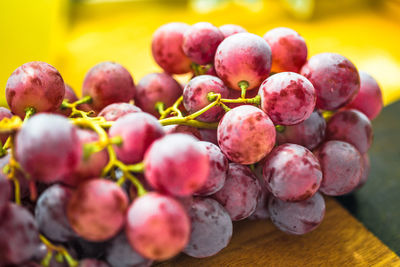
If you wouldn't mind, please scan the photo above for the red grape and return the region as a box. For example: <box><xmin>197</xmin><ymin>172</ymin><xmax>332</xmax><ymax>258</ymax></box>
<box><xmin>249</xmin><ymin>186</ymin><xmax>270</xmax><ymax>220</ymax></box>
<box><xmin>300</xmin><ymin>53</ymin><xmax>360</xmax><ymax>110</ymax></box>
<box><xmin>6</xmin><ymin>61</ymin><xmax>65</xmax><ymax>118</ymax></box>
<box><xmin>144</xmin><ymin>134</ymin><xmax>209</xmax><ymax>196</ymax></box>
<box><xmin>217</xmin><ymin>105</ymin><xmax>276</xmax><ymax>164</ymax></box>
<box><xmin>259</xmin><ymin>72</ymin><xmax>316</xmax><ymax>125</ymax></box>
<box><xmin>357</xmin><ymin>153</ymin><xmax>370</xmax><ymax>188</ymax></box>
<box><xmin>198</xmin><ymin>128</ymin><xmax>218</xmax><ymax>145</ymax></box>
<box><xmin>98</xmin><ymin>102</ymin><xmax>142</xmax><ymax>121</ymax></box>
<box><xmin>0</xmin><ymin>166</ymin><xmax>11</xmax><ymax>213</ymax></box>
<box><xmin>125</xmin><ymin>192</ymin><xmax>190</xmax><ymax>260</ymax></box>
<box><xmin>163</xmin><ymin>124</ymin><xmax>202</xmax><ymax>140</ymax></box>
<box><xmin>219</xmin><ymin>24</ymin><xmax>247</xmax><ymax>38</ymax></box>
<box><xmin>58</xmin><ymin>84</ymin><xmax>79</xmax><ymax>116</ymax></box>
<box><xmin>0</xmin><ymin>107</ymin><xmax>13</xmax><ymax>144</ymax></box>
<box><xmin>214</xmin><ymin>33</ymin><xmax>272</xmax><ymax>90</ymax></box>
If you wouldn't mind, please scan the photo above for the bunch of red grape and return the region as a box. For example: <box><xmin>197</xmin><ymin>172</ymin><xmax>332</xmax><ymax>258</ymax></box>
<box><xmin>0</xmin><ymin>21</ymin><xmax>383</xmax><ymax>267</ymax></box>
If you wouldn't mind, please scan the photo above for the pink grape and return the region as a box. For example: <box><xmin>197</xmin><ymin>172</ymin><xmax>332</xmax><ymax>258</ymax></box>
<box><xmin>263</xmin><ymin>144</ymin><xmax>322</xmax><ymax>202</ymax></box>
<box><xmin>276</xmin><ymin>110</ymin><xmax>326</xmax><ymax>150</ymax></box>
<box><xmin>213</xmin><ymin>163</ymin><xmax>261</xmax><ymax>221</ymax></box>
<box><xmin>135</xmin><ymin>73</ymin><xmax>182</xmax><ymax>117</ymax></box>
<box><xmin>58</xmin><ymin>84</ymin><xmax>78</xmax><ymax>116</ymax></box>
<box><xmin>0</xmin><ymin>107</ymin><xmax>13</xmax><ymax>144</ymax></box>
<box><xmin>357</xmin><ymin>153</ymin><xmax>370</xmax><ymax>188</ymax></box>
<box><xmin>183</xmin><ymin>75</ymin><xmax>229</xmax><ymax>122</ymax></box>
<box><xmin>182</xmin><ymin>22</ymin><xmax>224</xmax><ymax>65</ymax></box>
<box><xmin>98</xmin><ymin>102</ymin><xmax>142</xmax><ymax>121</ymax></box>
<box><xmin>344</xmin><ymin>71</ymin><xmax>383</xmax><ymax>120</ymax></box>
<box><xmin>217</xmin><ymin>105</ymin><xmax>276</xmax><ymax>164</ymax></box>
<box><xmin>82</xmin><ymin>62</ymin><xmax>136</xmax><ymax>112</ymax></box>
<box><xmin>144</xmin><ymin>134</ymin><xmax>209</xmax><ymax>196</ymax></box>
<box><xmin>268</xmin><ymin>192</ymin><xmax>325</xmax><ymax>235</ymax></box>
<box><xmin>15</xmin><ymin>114</ymin><xmax>82</xmax><ymax>183</ymax></box>
<box><xmin>219</xmin><ymin>24</ymin><xmax>247</xmax><ymax>38</ymax></box>
<box><xmin>249</xmin><ymin>186</ymin><xmax>270</xmax><ymax>220</ymax></box>
<box><xmin>315</xmin><ymin>141</ymin><xmax>363</xmax><ymax>196</ymax></box>
<box><xmin>67</xmin><ymin>179</ymin><xmax>128</xmax><ymax>241</ymax></box>
<box><xmin>163</xmin><ymin>124</ymin><xmax>202</xmax><ymax>140</ymax></box>
<box><xmin>300</xmin><ymin>53</ymin><xmax>360</xmax><ymax>110</ymax></box>
<box><xmin>6</xmin><ymin>61</ymin><xmax>65</xmax><ymax>118</ymax></box>
<box><xmin>259</xmin><ymin>72</ymin><xmax>316</xmax><ymax>125</ymax></box>
<box><xmin>225</xmin><ymin>87</ymin><xmax>259</xmax><ymax>109</ymax></box>
<box><xmin>326</xmin><ymin>109</ymin><xmax>373</xmax><ymax>154</ymax></box>
<box><xmin>263</xmin><ymin>27</ymin><xmax>308</xmax><ymax>73</ymax></box>
<box><xmin>183</xmin><ymin>197</ymin><xmax>233</xmax><ymax>258</ymax></box>
<box><xmin>152</xmin><ymin>22</ymin><xmax>192</xmax><ymax>74</ymax></box>
<box><xmin>195</xmin><ymin>141</ymin><xmax>228</xmax><ymax>196</ymax></box>
<box><xmin>215</xmin><ymin>33</ymin><xmax>272</xmax><ymax>90</ymax></box>
<box><xmin>109</xmin><ymin>112</ymin><xmax>164</xmax><ymax>164</ymax></box>
<box><xmin>198</xmin><ymin>128</ymin><xmax>218</xmax><ymax>145</ymax></box>
<box><xmin>125</xmin><ymin>192</ymin><xmax>190</xmax><ymax>260</ymax></box>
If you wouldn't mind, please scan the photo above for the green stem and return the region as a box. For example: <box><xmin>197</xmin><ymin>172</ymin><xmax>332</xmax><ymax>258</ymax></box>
<box><xmin>159</xmin><ymin>117</ymin><xmax>218</xmax><ymax>129</ymax></box>
<box><xmin>39</xmin><ymin>235</ymin><xmax>78</xmax><ymax>267</ymax></box>
<box><xmin>155</xmin><ymin>102</ymin><xmax>165</xmax><ymax>115</ymax></box>
<box><xmin>126</xmin><ymin>162</ymin><xmax>144</xmax><ymax>173</ymax></box>
<box><xmin>238</xmin><ymin>80</ymin><xmax>249</xmax><ymax>99</ymax></box>
<box><xmin>24</xmin><ymin>107</ymin><xmax>36</xmax><ymax>121</ymax></box>
<box><xmin>275</xmin><ymin>125</ymin><xmax>285</xmax><ymax>133</ymax></box>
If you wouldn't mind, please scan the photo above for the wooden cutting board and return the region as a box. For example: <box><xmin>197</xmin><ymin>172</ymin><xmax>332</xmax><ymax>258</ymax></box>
<box><xmin>159</xmin><ymin>197</ymin><xmax>400</xmax><ymax>266</ymax></box>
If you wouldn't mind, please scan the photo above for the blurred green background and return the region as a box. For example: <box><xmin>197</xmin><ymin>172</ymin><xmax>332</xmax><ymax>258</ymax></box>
<box><xmin>1</xmin><ymin>0</ymin><xmax>400</xmax><ymax>107</ymax></box>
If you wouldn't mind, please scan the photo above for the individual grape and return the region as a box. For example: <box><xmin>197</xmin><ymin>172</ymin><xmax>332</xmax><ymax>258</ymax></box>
<box><xmin>357</xmin><ymin>153</ymin><xmax>370</xmax><ymax>188</ymax></box>
<box><xmin>217</xmin><ymin>105</ymin><xmax>276</xmax><ymax>164</ymax></box>
<box><xmin>183</xmin><ymin>197</ymin><xmax>233</xmax><ymax>258</ymax></box>
<box><xmin>182</xmin><ymin>22</ymin><xmax>224</xmax><ymax>65</ymax></box>
<box><xmin>5</xmin><ymin>61</ymin><xmax>65</xmax><ymax>118</ymax></box>
<box><xmin>276</xmin><ymin>110</ymin><xmax>326</xmax><ymax>150</ymax></box>
<box><xmin>259</xmin><ymin>72</ymin><xmax>316</xmax><ymax>125</ymax></box>
<box><xmin>326</xmin><ymin>109</ymin><xmax>373</xmax><ymax>154</ymax></box>
<box><xmin>0</xmin><ymin>107</ymin><xmax>13</xmax><ymax>144</ymax></box>
<box><xmin>219</xmin><ymin>24</ymin><xmax>247</xmax><ymax>38</ymax></box>
<box><xmin>15</xmin><ymin>114</ymin><xmax>82</xmax><ymax>183</ymax></box>
<box><xmin>195</xmin><ymin>141</ymin><xmax>228</xmax><ymax>196</ymax></box>
<box><xmin>98</xmin><ymin>102</ymin><xmax>142</xmax><ymax>121</ymax></box>
<box><xmin>134</xmin><ymin>73</ymin><xmax>182</xmax><ymax>117</ymax></box>
<box><xmin>126</xmin><ymin>192</ymin><xmax>190</xmax><ymax>260</ymax></box>
<box><xmin>58</xmin><ymin>84</ymin><xmax>79</xmax><ymax>116</ymax></box>
<box><xmin>0</xmin><ymin>203</ymin><xmax>41</xmax><ymax>265</ymax></box>
<box><xmin>315</xmin><ymin>141</ymin><xmax>363</xmax><ymax>196</ymax></box>
<box><xmin>183</xmin><ymin>75</ymin><xmax>229</xmax><ymax>122</ymax></box>
<box><xmin>225</xmin><ymin>87</ymin><xmax>259</xmax><ymax>109</ymax></box>
<box><xmin>263</xmin><ymin>144</ymin><xmax>322</xmax><ymax>202</ymax></box>
<box><xmin>144</xmin><ymin>134</ymin><xmax>209</xmax><ymax>196</ymax></box>
<box><xmin>163</xmin><ymin>124</ymin><xmax>202</xmax><ymax>140</ymax></box>
<box><xmin>198</xmin><ymin>128</ymin><xmax>218</xmax><ymax>145</ymax></box>
<box><xmin>300</xmin><ymin>53</ymin><xmax>360</xmax><ymax>110</ymax></box>
<box><xmin>35</xmin><ymin>184</ymin><xmax>77</xmax><ymax>243</ymax></box>
<box><xmin>268</xmin><ymin>192</ymin><xmax>325</xmax><ymax>235</ymax></box>
<box><xmin>263</xmin><ymin>27</ymin><xmax>307</xmax><ymax>73</ymax></box>
<box><xmin>0</xmin><ymin>167</ymin><xmax>11</xmax><ymax>213</ymax></box>
<box><xmin>214</xmin><ymin>33</ymin><xmax>271</xmax><ymax>90</ymax></box>
<box><xmin>67</xmin><ymin>179</ymin><xmax>128</xmax><ymax>241</ymax></box>
<box><xmin>151</xmin><ymin>22</ymin><xmax>192</xmax><ymax>74</ymax></box>
<box><xmin>82</xmin><ymin>62</ymin><xmax>136</xmax><ymax>112</ymax></box>
<box><xmin>105</xmin><ymin>232</ymin><xmax>153</xmax><ymax>267</ymax></box>
<box><xmin>213</xmin><ymin>163</ymin><xmax>261</xmax><ymax>221</ymax></box>
<box><xmin>109</xmin><ymin>112</ymin><xmax>164</xmax><ymax>164</ymax></box>
<box><xmin>79</xmin><ymin>259</ymin><xmax>110</xmax><ymax>267</ymax></box>
<box><xmin>344</xmin><ymin>71</ymin><xmax>383</xmax><ymax>120</ymax></box>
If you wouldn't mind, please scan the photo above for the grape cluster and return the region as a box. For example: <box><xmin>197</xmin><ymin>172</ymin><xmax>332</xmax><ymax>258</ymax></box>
<box><xmin>0</xmin><ymin>22</ymin><xmax>383</xmax><ymax>266</ymax></box>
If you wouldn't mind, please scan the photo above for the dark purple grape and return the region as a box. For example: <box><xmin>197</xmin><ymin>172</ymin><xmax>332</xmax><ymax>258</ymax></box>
<box><xmin>152</xmin><ymin>23</ymin><xmax>192</xmax><ymax>74</ymax></box>
<box><xmin>259</xmin><ymin>72</ymin><xmax>316</xmax><ymax>125</ymax></box>
<box><xmin>268</xmin><ymin>192</ymin><xmax>325</xmax><ymax>235</ymax></box>
<box><xmin>219</xmin><ymin>24</ymin><xmax>247</xmax><ymax>38</ymax></box>
<box><xmin>82</xmin><ymin>62</ymin><xmax>136</xmax><ymax>113</ymax></box>
<box><xmin>213</xmin><ymin>163</ymin><xmax>261</xmax><ymax>221</ymax></box>
<box><xmin>35</xmin><ymin>184</ymin><xmax>77</xmax><ymax>242</ymax></box>
<box><xmin>134</xmin><ymin>73</ymin><xmax>182</xmax><ymax>117</ymax></box>
<box><xmin>5</xmin><ymin>61</ymin><xmax>65</xmax><ymax>118</ymax></box>
<box><xmin>183</xmin><ymin>197</ymin><xmax>232</xmax><ymax>258</ymax></box>
<box><xmin>98</xmin><ymin>103</ymin><xmax>142</xmax><ymax>121</ymax></box>
<box><xmin>58</xmin><ymin>84</ymin><xmax>79</xmax><ymax>116</ymax></box>
<box><xmin>183</xmin><ymin>75</ymin><xmax>229</xmax><ymax>122</ymax></box>
<box><xmin>105</xmin><ymin>233</ymin><xmax>152</xmax><ymax>267</ymax></box>
<box><xmin>276</xmin><ymin>110</ymin><xmax>326</xmax><ymax>150</ymax></box>
<box><xmin>0</xmin><ymin>107</ymin><xmax>13</xmax><ymax>144</ymax></box>
<box><xmin>326</xmin><ymin>109</ymin><xmax>373</xmax><ymax>154</ymax></box>
<box><xmin>183</xmin><ymin>22</ymin><xmax>224</xmax><ymax>65</ymax></box>
<box><xmin>15</xmin><ymin>114</ymin><xmax>82</xmax><ymax>183</ymax></box>
<box><xmin>163</xmin><ymin>124</ymin><xmax>202</xmax><ymax>140</ymax></box>
<box><xmin>109</xmin><ymin>112</ymin><xmax>164</xmax><ymax>164</ymax></box>
<box><xmin>344</xmin><ymin>71</ymin><xmax>383</xmax><ymax>120</ymax></box>
<box><xmin>263</xmin><ymin>144</ymin><xmax>322</xmax><ymax>202</ymax></box>
<box><xmin>217</xmin><ymin>105</ymin><xmax>276</xmax><ymax>164</ymax></box>
<box><xmin>0</xmin><ymin>203</ymin><xmax>41</xmax><ymax>265</ymax></box>
<box><xmin>315</xmin><ymin>140</ymin><xmax>363</xmax><ymax>196</ymax></box>
<box><xmin>195</xmin><ymin>141</ymin><xmax>228</xmax><ymax>196</ymax></box>
<box><xmin>215</xmin><ymin>33</ymin><xmax>271</xmax><ymax>91</ymax></box>
<box><xmin>198</xmin><ymin>128</ymin><xmax>218</xmax><ymax>145</ymax></box>
<box><xmin>263</xmin><ymin>27</ymin><xmax>307</xmax><ymax>73</ymax></box>
<box><xmin>300</xmin><ymin>53</ymin><xmax>360</xmax><ymax>110</ymax></box>
<box><xmin>0</xmin><ymin>153</ymin><xmax>30</xmax><ymax>200</ymax></box>
<box><xmin>0</xmin><ymin>166</ymin><xmax>10</xmax><ymax>214</ymax></box>
<box><xmin>79</xmin><ymin>259</ymin><xmax>110</xmax><ymax>267</ymax></box>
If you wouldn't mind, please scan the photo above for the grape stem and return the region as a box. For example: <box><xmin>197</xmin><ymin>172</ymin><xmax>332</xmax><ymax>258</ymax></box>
<box><xmin>3</xmin><ymin>135</ymin><xmax>24</xmax><ymax>205</ymax></box>
<box><xmin>39</xmin><ymin>234</ymin><xmax>79</xmax><ymax>267</ymax></box>
<box><xmin>62</xmin><ymin>96</ymin><xmax>93</xmax><ymax>118</ymax></box>
<box><xmin>238</xmin><ymin>80</ymin><xmax>249</xmax><ymax>99</ymax></box>
<box><xmin>159</xmin><ymin>96</ymin><xmax>184</xmax><ymax>119</ymax></box>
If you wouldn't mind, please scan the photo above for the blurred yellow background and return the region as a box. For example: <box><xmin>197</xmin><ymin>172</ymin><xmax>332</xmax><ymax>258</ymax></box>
<box><xmin>1</xmin><ymin>0</ymin><xmax>400</xmax><ymax>107</ymax></box>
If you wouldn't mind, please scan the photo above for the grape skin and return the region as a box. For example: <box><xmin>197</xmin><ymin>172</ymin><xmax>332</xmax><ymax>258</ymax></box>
<box><xmin>0</xmin><ymin>107</ymin><xmax>13</xmax><ymax>144</ymax></box>
<box><xmin>268</xmin><ymin>192</ymin><xmax>325</xmax><ymax>235</ymax></box>
<box><xmin>183</xmin><ymin>197</ymin><xmax>233</xmax><ymax>258</ymax></box>
<box><xmin>163</xmin><ymin>124</ymin><xmax>202</xmax><ymax>140</ymax></box>
<box><xmin>78</xmin><ymin>259</ymin><xmax>110</xmax><ymax>267</ymax></box>
<box><xmin>219</xmin><ymin>24</ymin><xmax>247</xmax><ymax>38</ymax></box>
<box><xmin>198</xmin><ymin>128</ymin><xmax>218</xmax><ymax>145</ymax></box>
<box><xmin>357</xmin><ymin>153</ymin><xmax>370</xmax><ymax>189</ymax></box>
<box><xmin>0</xmin><ymin>166</ymin><xmax>11</xmax><ymax>214</ymax></box>
<box><xmin>98</xmin><ymin>103</ymin><xmax>142</xmax><ymax>121</ymax></box>
<box><xmin>125</xmin><ymin>192</ymin><xmax>190</xmax><ymax>260</ymax></box>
